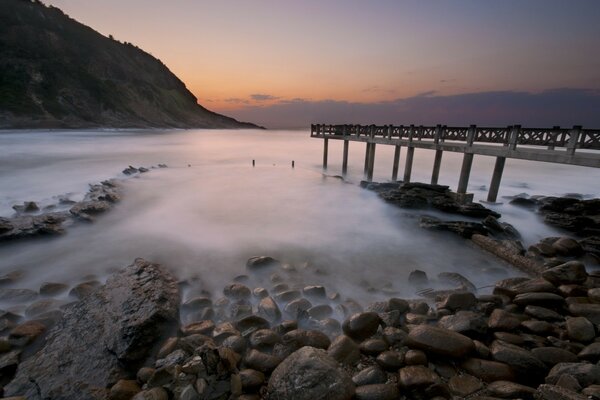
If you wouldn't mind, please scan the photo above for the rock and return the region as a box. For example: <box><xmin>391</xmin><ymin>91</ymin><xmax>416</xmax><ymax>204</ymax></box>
<box><xmin>267</xmin><ymin>346</ymin><xmax>355</xmax><ymax>400</ymax></box>
<box><xmin>224</xmin><ymin>283</ymin><xmax>251</xmax><ymax>300</ymax></box>
<box><xmin>488</xmin><ymin>381</ymin><xmax>536</xmax><ymax>399</ymax></box>
<box><xmin>303</xmin><ymin>286</ymin><xmax>326</xmax><ymax>299</ymax></box>
<box><xmin>582</xmin><ymin>385</ymin><xmax>600</xmax><ymax>399</ymax></box>
<box><xmin>9</xmin><ymin>320</ymin><xmax>46</xmax><ymax>346</ymax></box>
<box><xmin>282</xmin><ymin>329</ymin><xmax>330</xmax><ymax>350</ymax></box>
<box><xmin>4</xmin><ymin>259</ymin><xmax>179</xmax><ymax>400</ymax></box>
<box><xmin>524</xmin><ymin>305</ymin><xmax>564</xmax><ymax>321</ymax></box>
<box><xmin>387</xmin><ymin>298</ymin><xmax>410</xmax><ymax>313</ymax></box>
<box><xmin>398</xmin><ymin>365</ymin><xmax>440</xmax><ymax>389</ymax></box>
<box><xmin>246</xmin><ymin>256</ymin><xmax>281</xmax><ymax>270</ymax></box>
<box><xmin>284</xmin><ymin>298</ymin><xmax>312</xmax><ymax>318</ymax></box>
<box><xmin>359</xmin><ymin>338</ymin><xmax>388</xmax><ymax>355</ymax></box>
<box><xmin>307</xmin><ymin>304</ymin><xmax>333</xmax><ymax>320</ymax></box>
<box><xmin>0</xmin><ymin>350</ymin><xmax>20</xmax><ymax>386</ymax></box>
<box><xmin>39</xmin><ymin>282</ymin><xmax>69</xmax><ymax>296</ymax></box>
<box><xmin>328</xmin><ymin>335</ymin><xmax>360</xmax><ymax>365</ymax></box>
<box><xmin>0</xmin><ymin>288</ymin><xmax>38</xmax><ymax>303</ymax></box>
<box><xmin>438</xmin><ymin>292</ymin><xmax>477</xmax><ymax>310</ymax></box>
<box><xmin>566</xmin><ymin>317</ymin><xmax>595</xmax><ymax>343</ymax></box>
<box><xmin>439</xmin><ymin>310</ymin><xmax>488</xmax><ymax>336</ymax></box>
<box><xmin>376</xmin><ymin>350</ymin><xmax>404</xmax><ymax>370</ymax></box>
<box><xmin>249</xmin><ymin>329</ymin><xmax>280</xmax><ymax>349</ymax></box>
<box><xmin>552</xmin><ymin>237</ymin><xmax>584</xmax><ymax>256</ymax></box>
<box><xmin>24</xmin><ymin>299</ymin><xmax>60</xmax><ymax>318</ymax></box>
<box><xmin>513</xmin><ymin>292</ymin><xmax>564</xmax><ymax>307</ymax></box>
<box><xmin>406</xmin><ymin>325</ymin><xmax>474</xmax><ymax>358</ymax></box>
<box><xmin>447</xmin><ymin>374</ymin><xmax>483</xmax><ymax>397</ymax></box>
<box><xmin>460</xmin><ymin>358</ymin><xmax>515</xmax><ymax>382</ymax></box>
<box><xmin>536</xmin><ymin>384</ymin><xmax>588</xmax><ymax>400</ymax></box>
<box><xmin>0</xmin><ymin>271</ymin><xmax>24</xmax><ymax>286</ymax></box>
<box><xmin>521</xmin><ymin>320</ymin><xmax>555</xmax><ymax>335</ymax></box>
<box><xmin>545</xmin><ymin>363</ymin><xmax>600</xmax><ymax>387</ymax></box>
<box><xmin>110</xmin><ymin>379</ymin><xmax>141</xmax><ymax>400</ymax></box>
<box><xmin>531</xmin><ymin>347</ymin><xmax>579</xmax><ymax>367</ymax></box>
<box><xmin>578</xmin><ymin>342</ymin><xmax>600</xmax><ymax>362</ymax></box>
<box><xmin>352</xmin><ymin>366</ymin><xmax>387</xmax><ymax>386</ymax></box>
<box><xmin>542</xmin><ymin>261</ymin><xmax>588</xmax><ymax>285</ymax></box>
<box><xmin>258</xmin><ymin>297</ymin><xmax>282</xmax><ymax>322</ymax></box>
<box><xmin>131</xmin><ymin>387</ymin><xmax>169</xmax><ymax>400</ymax></box>
<box><xmin>420</xmin><ymin>215</ymin><xmax>488</xmax><ymax>238</ymax></box>
<box><xmin>342</xmin><ymin>312</ymin><xmax>381</xmax><ymax>341</ymax></box>
<box><xmin>490</xmin><ymin>340</ymin><xmax>547</xmax><ymax>381</ymax></box>
<box><xmin>69</xmin><ymin>280</ymin><xmax>101</xmax><ymax>299</ymax></box>
<box><xmin>408</xmin><ymin>270</ymin><xmax>429</xmax><ymax>286</ymax></box>
<box><xmin>354</xmin><ymin>384</ymin><xmax>400</xmax><ymax>400</ymax></box>
<box><xmin>235</xmin><ymin>315</ymin><xmax>270</xmax><ymax>336</ymax></box>
<box><xmin>240</xmin><ymin>368</ymin><xmax>265</xmax><ymax>389</ymax></box>
<box><xmin>568</xmin><ymin>303</ymin><xmax>600</xmax><ymax>324</ymax></box>
<box><xmin>244</xmin><ymin>349</ymin><xmax>282</xmax><ymax>373</ymax></box>
<box><xmin>0</xmin><ymin>212</ymin><xmax>68</xmax><ymax>241</ymax></box>
<box><xmin>487</xmin><ymin>309</ymin><xmax>522</xmax><ymax>330</ymax></box>
<box><xmin>181</xmin><ymin>320</ymin><xmax>214</xmax><ymax>336</ymax></box>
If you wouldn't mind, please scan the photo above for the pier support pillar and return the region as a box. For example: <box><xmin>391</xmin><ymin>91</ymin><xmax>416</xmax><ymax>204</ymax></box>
<box><xmin>322</xmin><ymin>138</ymin><xmax>328</xmax><ymax>170</ymax></box>
<box><xmin>391</xmin><ymin>145</ymin><xmax>401</xmax><ymax>181</ymax></box>
<box><xmin>367</xmin><ymin>143</ymin><xmax>376</xmax><ymax>181</ymax></box>
<box><xmin>364</xmin><ymin>143</ymin><xmax>371</xmax><ymax>178</ymax></box>
<box><xmin>342</xmin><ymin>140</ymin><xmax>349</xmax><ymax>176</ymax></box>
<box><xmin>457</xmin><ymin>153</ymin><xmax>474</xmax><ymax>194</ymax></box>
<box><xmin>403</xmin><ymin>146</ymin><xmax>415</xmax><ymax>183</ymax></box>
<box><xmin>487</xmin><ymin>156</ymin><xmax>506</xmax><ymax>203</ymax></box>
<box><xmin>431</xmin><ymin>150</ymin><xmax>443</xmax><ymax>185</ymax></box>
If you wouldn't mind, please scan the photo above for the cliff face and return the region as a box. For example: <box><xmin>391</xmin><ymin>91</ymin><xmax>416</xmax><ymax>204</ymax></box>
<box><xmin>0</xmin><ymin>0</ymin><xmax>259</xmax><ymax>129</ymax></box>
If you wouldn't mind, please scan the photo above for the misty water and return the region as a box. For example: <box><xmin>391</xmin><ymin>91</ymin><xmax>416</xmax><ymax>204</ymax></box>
<box><xmin>1</xmin><ymin>129</ymin><xmax>599</xmax><ymax>316</ymax></box>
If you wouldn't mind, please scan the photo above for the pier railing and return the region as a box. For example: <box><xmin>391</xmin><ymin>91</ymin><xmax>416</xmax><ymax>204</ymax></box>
<box><xmin>310</xmin><ymin>123</ymin><xmax>600</xmax><ymax>203</ymax></box>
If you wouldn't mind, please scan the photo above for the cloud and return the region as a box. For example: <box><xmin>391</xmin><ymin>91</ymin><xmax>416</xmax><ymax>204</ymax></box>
<box><xmin>224</xmin><ymin>97</ymin><xmax>249</xmax><ymax>104</ymax></box>
<box><xmin>250</xmin><ymin>94</ymin><xmax>280</xmax><ymax>101</ymax></box>
<box><xmin>223</xmin><ymin>88</ymin><xmax>600</xmax><ymax>129</ymax></box>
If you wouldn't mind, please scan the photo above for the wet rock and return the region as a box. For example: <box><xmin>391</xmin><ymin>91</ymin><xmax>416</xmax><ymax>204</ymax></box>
<box><xmin>490</xmin><ymin>340</ymin><xmax>547</xmax><ymax>381</ymax></box>
<box><xmin>552</xmin><ymin>237</ymin><xmax>584</xmax><ymax>256</ymax></box>
<box><xmin>250</xmin><ymin>329</ymin><xmax>281</xmax><ymax>349</ymax></box>
<box><xmin>0</xmin><ymin>212</ymin><xmax>68</xmax><ymax>241</ymax></box>
<box><xmin>235</xmin><ymin>315</ymin><xmax>270</xmax><ymax>336</ymax></box>
<box><xmin>536</xmin><ymin>384</ymin><xmax>588</xmax><ymax>400</ymax></box>
<box><xmin>267</xmin><ymin>346</ymin><xmax>355</xmax><ymax>400</ymax></box>
<box><xmin>439</xmin><ymin>310</ymin><xmax>488</xmax><ymax>336</ymax></box>
<box><xmin>546</xmin><ymin>362</ymin><xmax>600</xmax><ymax>387</ymax></box>
<box><xmin>274</xmin><ymin>290</ymin><xmax>301</xmax><ymax>303</ymax></box>
<box><xmin>181</xmin><ymin>296</ymin><xmax>212</xmax><ymax>312</ymax></box>
<box><xmin>447</xmin><ymin>374</ymin><xmax>483</xmax><ymax>397</ymax></box>
<box><xmin>420</xmin><ymin>215</ymin><xmax>488</xmax><ymax>238</ymax></box>
<box><xmin>531</xmin><ymin>347</ymin><xmax>579</xmax><ymax>367</ymax></box>
<box><xmin>577</xmin><ymin>342</ymin><xmax>600</xmax><ymax>362</ymax></box>
<box><xmin>246</xmin><ymin>256</ymin><xmax>281</xmax><ymax>271</ymax></box>
<box><xmin>224</xmin><ymin>283</ymin><xmax>251</xmax><ymax>300</ymax></box>
<box><xmin>213</xmin><ymin>322</ymin><xmax>239</xmax><ymax>342</ymax></box>
<box><xmin>408</xmin><ymin>270</ymin><xmax>429</xmax><ymax>286</ymax></box>
<box><xmin>253</xmin><ymin>287</ymin><xmax>269</xmax><ymax>299</ymax></box>
<box><xmin>438</xmin><ymin>291</ymin><xmax>477</xmax><ymax>311</ymax></box>
<box><xmin>342</xmin><ymin>312</ymin><xmax>381</xmax><ymax>341</ymax></box>
<box><xmin>69</xmin><ymin>280</ymin><xmax>101</xmax><ymax>299</ymax></box>
<box><xmin>487</xmin><ymin>380</ymin><xmax>535</xmax><ymax>399</ymax></box>
<box><xmin>354</xmin><ymin>384</ymin><xmax>400</xmax><ymax>400</ymax></box>
<box><xmin>524</xmin><ymin>305</ymin><xmax>564</xmax><ymax>321</ymax></box>
<box><xmin>181</xmin><ymin>320</ymin><xmax>214</xmax><ymax>336</ymax></box>
<box><xmin>328</xmin><ymin>334</ymin><xmax>360</xmax><ymax>365</ymax></box>
<box><xmin>513</xmin><ymin>292</ymin><xmax>564</xmax><ymax>307</ymax></box>
<box><xmin>9</xmin><ymin>320</ymin><xmax>46</xmax><ymax>346</ymax></box>
<box><xmin>308</xmin><ymin>304</ymin><xmax>333</xmax><ymax>320</ymax></box>
<box><xmin>244</xmin><ymin>349</ymin><xmax>282</xmax><ymax>373</ymax></box>
<box><xmin>404</xmin><ymin>349</ymin><xmax>427</xmax><ymax>366</ymax></box>
<box><xmin>487</xmin><ymin>309</ymin><xmax>522</xmax><ymax>330</ymax></box>
<box><xmin>4</xmin><ymin>259</ymin><xmax>180</xmax><ymax>400</ymax></box>
<box><xmin>131</xmin><ymin>388</ymin><xmax>169</xmax><ymax>400</ymax></box>
<box><xmin>0</xmin><ymin>271</ymin><xmax>24</xmax><ymax>286</ymax></box>
<box><xmin>0</xmin><ymin>350</ymin><xmax>20</xmax><ymax>386</ymax></box>
<box><xmin>303</xmin><ymin>285</ymin><xmax>326</xmax><ymax>299</ymax></box>
<box><xmin>359</xmin><ymin>338</ymin><xmax>388</xmax><ymax>355</ymax></box>
<box><xmin>521</xmin><ymin>320</ymin><xmax>555</xmax><ymax>336</ymax></box>
<box><xmin>398</xmin><ymin>365</ymin><xmax>440</xmax><ymax>389</ymax></box>
<box><xmin>406</xmin><ymin>325</ymin><xmax>474</xmax><ymax>358</ymax></box>
<box><xmin>221</xmin><ymin>335</ymin><xmax>246</xmax><ymax>354</ymax></box>
<box><xmin>460</xmin><ymin>358</ymin><xmax>515</xmax><ymax>382</ymax></box>
<box><xmin>542</xmin><ymin>261</ymin><xmax>588</xmax><ymax>285</ymax></box>
<box><xmin>0</xmin><ymin>288</ymin><xmax>38</xmax><ymax>304</ymax></box>
<box><xmin>39</xmin><ymin>282</ymin><xmax>69</xmax><ymax>296</ymax></box>
<box><xmin>240</xmin><ymin>368</ymin><xmax>265</xmax><ymax>390</ymax></box>
<box><xmin>258</xmin><ymin>297</ymin><xmax>282</xmax><ymax>322</ymax></box>
<box><xmin>136</xmin><ymin>367</ymin><xmax>154</xmax><ymax>384</ymax></box>
<box><xmin>110</xmin><ymin>379</ymin><xmax>141</xmax><ymax>400</ymax></box>
<box><xmin>24</xmin><ymin>299</ymin><xmax>60</xmax><ymax>318</ymax></box>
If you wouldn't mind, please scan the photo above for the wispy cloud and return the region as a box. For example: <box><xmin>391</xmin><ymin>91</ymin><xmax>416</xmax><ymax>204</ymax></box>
<box><xmin>250</xmin><ymin>94</ymin><xmax>280</xmax><ymax>101</ymax></box>
<box><xmin>224</xmin><ymin>97</ymin><xmax>249</xmax><ymax>104</ymax></box>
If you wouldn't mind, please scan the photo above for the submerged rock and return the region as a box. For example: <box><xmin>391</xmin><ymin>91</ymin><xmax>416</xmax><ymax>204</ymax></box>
<box><xmin>4</xmin><ymin>258</ymin><xmax>180</xmax><ymax>400</ymax></box>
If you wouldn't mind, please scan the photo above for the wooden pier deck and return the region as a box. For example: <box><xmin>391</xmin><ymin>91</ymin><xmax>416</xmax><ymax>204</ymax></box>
<box><xmin>310</xmin><ymin>124</ymin><xmax>600</xmax><ymax>202</ymax></box>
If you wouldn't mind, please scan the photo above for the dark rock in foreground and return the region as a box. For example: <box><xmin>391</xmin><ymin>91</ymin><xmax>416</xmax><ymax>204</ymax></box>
<box><xmin>4</xmin><ymin>258</ymin><xmax>180</xmax><ymax>400</ymax></box>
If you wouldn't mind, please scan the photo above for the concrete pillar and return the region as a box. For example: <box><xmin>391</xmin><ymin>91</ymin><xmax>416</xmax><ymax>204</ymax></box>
<box><xmin>567</xmin><ymin>125</ymin><xmax>582</xmax><ymax>156</ymax></box>
<box><xmin>487</xmin><ymin>156</ymin><xmax>506</xmax><ymax>202</ymax></box>
<box><xmin>457</xmin><ymin>153</ymin><xmax>474</xmax><ymax>194</ymax></box>
<box><xmin>403</xmin><ymin>146</ymin><xmax>415</xmax><ymax>183</ymax></box>
<box><xmin>391</xmin><ymin>145</ymin><xmax>401</xmax><ymax>181</ymax></box>
<box><xmin>367</xmin><ymin>143</ymin><xmax>376</xmax><ymax>181</ymax></box>
<box><xmin>342</xmin><ymin>140</ymin><xmax>349</xmax><ymax>176</ymax></box>
<box><xmin>322</xmin><ymin>138</ymin><xmax>328</xmax><ymax>170</ymax></box>
<box><xmin>363</xmin><ymin>142</ymin><xmax>371</xmax><ymax>178</ymax></box>
<box><xmin>431</xmin><ymin>150</ymin><xmax>443</xmax><ymax>185</ymax></box>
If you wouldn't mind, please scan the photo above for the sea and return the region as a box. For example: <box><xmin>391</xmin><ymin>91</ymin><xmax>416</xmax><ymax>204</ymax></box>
<box><xmin>1</xmin><ymin>129</ymin><xmax>599</xmax><ymax>311</ymax></box>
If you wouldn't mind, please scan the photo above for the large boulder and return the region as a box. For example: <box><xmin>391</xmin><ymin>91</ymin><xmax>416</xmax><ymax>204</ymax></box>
<box><xmin>267</xmin><ymin>346</ymin><xmax>355</xmax><ymax>400</ymax></box>
<box><xmin>5</xmin><ymin>259</ymin><xmax>180</xmax><ymax>400</ymax></box>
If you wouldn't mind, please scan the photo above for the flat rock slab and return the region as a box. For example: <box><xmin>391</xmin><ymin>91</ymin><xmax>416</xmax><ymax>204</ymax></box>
<box><xmin>5</xmin><ymin>258</ymin><xmax>180</xmax><ymax>400</ymax></box>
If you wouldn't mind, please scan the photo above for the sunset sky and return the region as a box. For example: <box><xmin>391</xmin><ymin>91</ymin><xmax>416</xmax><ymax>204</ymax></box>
<box><xmin>46</xmin><ymin>0</ymin><xmax>600</xmax><ymax>128</ymax></box>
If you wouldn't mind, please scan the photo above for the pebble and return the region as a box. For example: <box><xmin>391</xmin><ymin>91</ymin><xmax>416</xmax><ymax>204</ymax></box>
<box><xmin>342</xmin><ymin>312</ymin><xmax>381</xmax><ymax>341</ymax></box>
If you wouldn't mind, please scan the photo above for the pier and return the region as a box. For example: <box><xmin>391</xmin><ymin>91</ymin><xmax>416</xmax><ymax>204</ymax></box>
<box><xmin>311</xmin><ymin>124</ymin><xmax>600</xmax><ymax>202</ymax></box>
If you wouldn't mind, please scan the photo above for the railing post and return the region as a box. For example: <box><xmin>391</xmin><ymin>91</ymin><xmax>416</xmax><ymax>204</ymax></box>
<box><xmin>567</xmin><ymin>125</ymin><xmax>582</xmax><ymax>156</ymax></box>
<box><xmin>467</xmin><ymin>125</ymin><xmax>476</xmax><ymax>146</ymax></box>
<box><xmin>548</xmin><ymin>126</ymin><xmax>560</xmax><ymax>150</ymax></box>
<box><xmin>509</xmin><ymin>125</ymin><xmax>520</xmax><ymax>150</ymax></box>
<box><xmin>434</xmin><ymin>124</ymin><xmax>442</xmax><ymax>144</ymax></box>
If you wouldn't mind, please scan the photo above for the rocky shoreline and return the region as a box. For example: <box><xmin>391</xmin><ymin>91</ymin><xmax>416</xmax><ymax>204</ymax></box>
<box><xmin>0</xmin><ymin>253</ymin><xmax>597</xmax><ymax>399</ymax></box>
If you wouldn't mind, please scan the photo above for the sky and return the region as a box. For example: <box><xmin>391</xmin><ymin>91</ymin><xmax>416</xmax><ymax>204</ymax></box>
<box><xmin>46</xmin><ymin>0</ymin><xmax>600</xmax><ymax>128</ymax></box>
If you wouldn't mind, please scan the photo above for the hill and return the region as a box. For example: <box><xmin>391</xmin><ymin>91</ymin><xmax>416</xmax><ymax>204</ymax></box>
<box><xmin>0</xmin><ymin>0</ymin><xmax>259</xmax><ymax>129</ymax></box>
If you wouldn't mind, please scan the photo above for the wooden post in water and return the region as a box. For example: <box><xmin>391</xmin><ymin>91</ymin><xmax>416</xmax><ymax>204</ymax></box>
<box><xmin>391</xmin><ymin>145</ymin><xmax>401</xmax><ymax>181</ymax></box>
<box><xmin>342</xmin><ymin>140</ymin><xmax>349</xmax><ymax>176</ymax></box>
<box><xmin>364</xmin><ymin>143</ymin><xmax>371</xmax><ymax>178</ymax></box>
<box><xmin>322</xmin><ymin>138</ymin><xmax>328</xmax><ymax>170</ymax></box>
<box><xmin>403</xmin><ymin>125</ymin><xmax>415</xmax><ymax>182</ymax></box>
<box><xmin>487</xmin><ymin>156</ymin><xmax>506</xmax><ymax>202</ymax></box>
<box><xmin>457</xmin><ymin>125</ymin><xmax>476</xmax><ymax>194</ymax></box>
